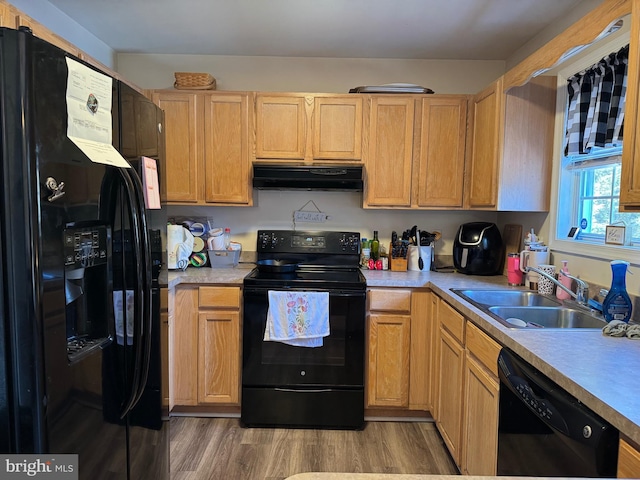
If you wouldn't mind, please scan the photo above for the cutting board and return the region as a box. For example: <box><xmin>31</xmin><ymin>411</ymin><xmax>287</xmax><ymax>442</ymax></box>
<box><xmin>502</xmin><ymin>224</ymin><xmax>523</xmax><ymax>274</ymax></box>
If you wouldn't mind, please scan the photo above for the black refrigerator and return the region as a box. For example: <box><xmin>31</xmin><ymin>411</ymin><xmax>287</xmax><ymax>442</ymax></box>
<box><xmin>0</xmin><ymin>27</ymin><xmax>168</xmax><ymax>479</ymax></box>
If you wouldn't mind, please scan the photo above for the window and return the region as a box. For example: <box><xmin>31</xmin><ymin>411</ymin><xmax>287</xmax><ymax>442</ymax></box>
<box><xmin>556</xmin><ymin>41</ymin><xmax>640</xmax><ymax>247</ymax></box>
<box><xmin>563</xmin><ymin>147</ymin><xmax>640</xmax><ymax>243</ymax></box>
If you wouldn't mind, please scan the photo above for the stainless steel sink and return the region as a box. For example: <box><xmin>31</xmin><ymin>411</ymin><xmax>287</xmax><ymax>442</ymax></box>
<box><xmin>450</xmin><ymin>288</ymin><xmax>606</xmax><ymax>330</ymax></box>
<box><xmin>452</xmin><ymin>289</ymin><xmax>561</xmax><ymax>307</ymax></box>
<box><xmin>488</xmin><ymin>306</ymin><xmax>607</xmax><ymax>329</ymax></box>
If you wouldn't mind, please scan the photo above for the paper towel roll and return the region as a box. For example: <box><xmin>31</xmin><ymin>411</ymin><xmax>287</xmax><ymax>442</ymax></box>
<box><xmin>167</xmin><ymin>225</ymin><xmax>194</xmax><ymax>269</ymax></box>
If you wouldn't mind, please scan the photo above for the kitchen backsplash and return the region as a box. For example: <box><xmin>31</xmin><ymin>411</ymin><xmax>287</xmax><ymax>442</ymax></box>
<box><xmin>164</xmin><ymin>190</ymin><xmax>501</xmax><ymax>257</ymax></box>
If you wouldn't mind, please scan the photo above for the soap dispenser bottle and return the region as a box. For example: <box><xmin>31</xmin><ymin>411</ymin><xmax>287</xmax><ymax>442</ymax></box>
<box><xmin>556</xmin><ymin>260</ymin><xmax>572</xmax><ymax>300</ymax></box>
<box><xmin>602</xmin><ymin>260</ymin><xmax>633</xmax><ymax>323</ymax></box>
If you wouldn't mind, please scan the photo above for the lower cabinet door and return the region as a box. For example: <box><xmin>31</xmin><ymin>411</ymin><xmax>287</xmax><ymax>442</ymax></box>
<box><xmin>367</xmin><ymin>313</ymin><xmax>410</xmax><ymax>407</ymax></box>
<box><xmin>462</xmin><ymin>354</ymin><xmax>499</xmax><ymax>475</ymax></box>
<box><xmin>198</xmin><ymin>311</ymin><xmax>240</xmax><ymax>404</ymax></box>
<box><xmin>436</xmin><ymin>328</ymin><xmax>464</xmax><ymax>465</ymax></box>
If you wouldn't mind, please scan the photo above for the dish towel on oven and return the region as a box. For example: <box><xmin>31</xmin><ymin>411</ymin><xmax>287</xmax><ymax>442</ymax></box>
<box><xmin>264</xmin><ymin>290</ymin><xmax>330</xmax><ymax>347</ymax></box>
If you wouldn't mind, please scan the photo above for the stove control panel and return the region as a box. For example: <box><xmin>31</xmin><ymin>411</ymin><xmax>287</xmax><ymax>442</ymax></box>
<box><xmin>339</xmin><ymin>233</ymin><xmax>360</xmax><ymax>253</ymax></box>
<box><xmin>257</xmin><ymin>230</ymin><xmax>360</xmax><ymax>254</ymax></box>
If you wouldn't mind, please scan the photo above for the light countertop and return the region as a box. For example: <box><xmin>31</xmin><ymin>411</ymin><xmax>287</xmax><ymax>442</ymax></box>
<box><xmin>285</xmin><ymin>474</ymin><xmax>590</xmax><ymax>480</ymax></box>
<box><xmin>164</xmin><ymin>266</ymin><xmax>640</xmax><ymax>446</ymax></box>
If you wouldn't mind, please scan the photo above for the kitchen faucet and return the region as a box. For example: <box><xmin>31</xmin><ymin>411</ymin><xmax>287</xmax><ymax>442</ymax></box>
<box><xmin>525</xmin><ymin>266</ymin><xmax>590</xmax><ymax>306</ymax></box>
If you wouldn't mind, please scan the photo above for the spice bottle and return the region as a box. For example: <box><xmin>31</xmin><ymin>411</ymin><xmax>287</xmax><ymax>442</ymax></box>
<box><xmin>361</xmin><ymin>238</ymin><xmax>370</xmax><ymax>268</ymax></box>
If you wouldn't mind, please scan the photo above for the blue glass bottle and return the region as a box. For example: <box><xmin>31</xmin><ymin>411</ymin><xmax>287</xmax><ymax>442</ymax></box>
<box><xmin>602</xmin><ymin>260</ymin><xmax>633</xmax><ymax>323</ymax></box>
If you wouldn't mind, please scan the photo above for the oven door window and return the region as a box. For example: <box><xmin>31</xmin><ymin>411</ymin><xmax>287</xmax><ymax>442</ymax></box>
<box><xmin>242</xmin><ymin>289</ymin><xmax>365</xmax><ymax>387</ymax></box>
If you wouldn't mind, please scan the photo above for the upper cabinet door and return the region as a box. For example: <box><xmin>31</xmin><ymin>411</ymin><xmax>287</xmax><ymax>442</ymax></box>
<box><xmin>153</xmin><ymin>92</ymin><xmax>201</xmax><ymax>203</ymax></box>
<box><xmin>468</xmin><ymin>78</ymin><xmax>502</xmax><ymax>209</ymax></box>
<box><xmin>203</xmin><ymin>94</ymin><xmax>251</xmax><ymax>205</ymax></box>
<box><xmin>621</xmin><ymin>1</ymin><xmax>640</xmax><ymax>207</ymax></box>
<box><xmin>0</xmin><ymin>3</ymin><xmax>11</xmax><ymax>28</ymax></box>
<box><xmin>313</xmin><ymin>96</ymin><xmax>363</xmax><ymax>160</ymax></box>
<box><xmin>417</xmin><ymin>96</ymin><xmax>468</xmax><ymax>208</ymax></box>
<box><xmin>364</xmin><ymin>96</ymin><xmax>415</xmax><ymax>207</ymax></box>
<box><xmin>255</xmin><ymin>94</ymin><xmax>307</xmax><ymax>159</ymax></box>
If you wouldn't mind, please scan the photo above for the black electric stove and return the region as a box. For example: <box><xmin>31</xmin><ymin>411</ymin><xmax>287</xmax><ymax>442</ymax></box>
<box><xmin>241</xmin><ymin>230</ymin><xmax>367</xmax><ymax>430</ymax></box>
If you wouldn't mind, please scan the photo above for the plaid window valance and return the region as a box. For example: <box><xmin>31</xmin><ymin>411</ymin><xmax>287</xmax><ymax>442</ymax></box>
<box><xmin>564</xmin><ymin>44</ymin><xmax>629</xmax><ymax>156</ymax></box>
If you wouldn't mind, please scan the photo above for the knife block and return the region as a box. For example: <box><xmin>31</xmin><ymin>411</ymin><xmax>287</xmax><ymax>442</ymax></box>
<box><xmin>389</xmin><ymin>243</ymin><xmax>408</xmax><ymax>271</ymax></box>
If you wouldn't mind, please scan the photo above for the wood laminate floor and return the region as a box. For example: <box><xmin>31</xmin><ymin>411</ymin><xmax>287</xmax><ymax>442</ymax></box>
<box><xmin>169</xmin><ymin>417</ymin><xmax>459</xmax><ymax>480</ymax></box>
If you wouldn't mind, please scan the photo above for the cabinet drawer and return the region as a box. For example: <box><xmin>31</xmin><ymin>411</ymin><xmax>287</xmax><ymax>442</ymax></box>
<box><xmin>369</xmin><ymin>289</ymin><xmax>412</xmax><ymax>313</ymax></box>
<box><xmin>199</xmin><ymin>286</ymin><xmax>241</xmax><ymax>309</ymax></box>
<box><xmin>466</xmin><ymin>322</ymin><xmax>501</xmax><ymax>377</ymax></box>
<box><xmin>439</xmin><ymin>300</ymin><xmax>465</xmax><ymax>344</ymax></box>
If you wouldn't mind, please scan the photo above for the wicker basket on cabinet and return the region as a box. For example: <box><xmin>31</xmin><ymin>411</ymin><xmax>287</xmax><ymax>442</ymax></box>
<box><xmin>173</xmin><ymin>72</ymin><xmax>217</xmax><ymax>90</ymax></box>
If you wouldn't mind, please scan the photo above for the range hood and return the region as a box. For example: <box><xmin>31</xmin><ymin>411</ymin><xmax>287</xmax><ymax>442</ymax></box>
<box><xmin>252</xmin><ymin>164</ymin><xmax>363</xmax><ymax>191</ymax></box>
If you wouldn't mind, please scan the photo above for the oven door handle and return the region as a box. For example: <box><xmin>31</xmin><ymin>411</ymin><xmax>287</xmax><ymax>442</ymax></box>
<box><xmin>275</xmin><ymin>388</ymin><xmax>334</xmax><ymax>393</ymax></box>
<box><xmin>244</xmin><ymin>288</ymin><xmax>366</xmax><ymax>297</ymax></box>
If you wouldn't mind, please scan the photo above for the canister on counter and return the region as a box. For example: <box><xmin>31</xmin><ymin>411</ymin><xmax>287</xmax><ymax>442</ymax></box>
<box><xmin>507</xmin><ymin>253</ymin><xmax>523</xmax><ymax>286</ymax></box>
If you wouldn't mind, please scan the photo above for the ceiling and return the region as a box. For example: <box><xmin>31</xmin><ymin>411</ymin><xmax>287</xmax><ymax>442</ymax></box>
<box><xmin>47</xmin><ymin>0</ymin><xmax>585</xmax><ymax>60</ymax></box>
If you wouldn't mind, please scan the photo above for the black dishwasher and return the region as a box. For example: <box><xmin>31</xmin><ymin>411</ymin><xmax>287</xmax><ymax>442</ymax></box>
<box><xmin>497</xmin><ymin>348</ymin><xmax>618</xmax><ymax>477</ymax></box>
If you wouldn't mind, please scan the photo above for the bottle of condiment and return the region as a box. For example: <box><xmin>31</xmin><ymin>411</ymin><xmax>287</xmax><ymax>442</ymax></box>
<box><xmin>371</xmin><ymin>231</ymin><xmax>380</xmax><ymax>261</ymax></box>
<box><xmin>224</xmin><ymin>227</ymin><xmax>231</xmax><ymax>249</ymax></box>
<box><xmin>361</xmin><ymin>238</ymin><xmax>370</xmax><ymax>268</ymax></box>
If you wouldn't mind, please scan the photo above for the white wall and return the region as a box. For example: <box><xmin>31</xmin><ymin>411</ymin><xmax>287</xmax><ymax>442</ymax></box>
<box><xmin>10</xmin><ymin>0</ymin><xmax>114</xmax><ymax>67</ymax></box>
<box><xmin>116</xmin><ymin>54</ymin><xmax>505</xmax><ymax>94</ymax></box>
<box><xmin>505</xmin><ymin>0</ymin><xmax>606</xmax><ymax>70</ymax></box>
<box><xmin>167</xmin><ymin>192</ymin><xmax>498</xmax><ymax>261</ymax></box>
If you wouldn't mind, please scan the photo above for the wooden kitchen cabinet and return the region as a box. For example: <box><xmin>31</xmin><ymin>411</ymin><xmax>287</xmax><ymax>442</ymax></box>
<box><xmin>461</xmin><ymin>322</ymin><xmax>501</xmax><ymax>475</ymax></box>
<box><xmin>467</xmin><ymin>75</ymin><xmax>556</xmax><ymax>211</ymax></box>
<box><xmin>408</xmin><ymin>290</ymin><xmax>431</xmax><ymax>411</ymax></box>
<box><xmin>366</xmin><ymin>288</ymin><xmax>432</xmax><ymax>412</ymax></box>
<box><xmin>621</xmin><ymin>0</ymin><xmax>640</xmax><ymax>208</ymax></box>
<box><xmin>12</xmin><ymin>6</ymin><xmax>81</xmax><ymax>57</ymax></box>
<box><xmin>0</xmin><ymin>2</ymin><xmax>11</xmax><ymax>27</ymax></box>
<box><xmin>254</xmin><ymin>93</ymin><xmax>363</xmax><ymax>162</ymax></box>
<box><xmin>416</xmin><ymin>96</ymin><xmax>468</xmax><ymax>208</ymax></box>
<box><xmin>363</xmin><ymin>94</ymin><xmax>469</xmax><ymax>209</ymax></box>
<box><xmin>203</xmin><ymin>94</ymin><xmax>251</xmax><ymax>204</ymax></box>
<box><xmin>172</xmin><ymin>287</ymin><xmax>199</xmax><ymax>406</ymax></box>
<box><xmin>618</xmin><ymin>437</ymin><xmax>640</xmax><ymax>478</ymax></box>
<box><xmin>367</xmin><ymin>289</ymin><xmax>411</xmax><ymax>408</ymax></box>
<box><xmin>427</xmin><ymin>292</ymin><xmax>440</xmax><ymax>416</ymax></box>
<box><xmin>198</xmin><ymin>286</ymin><xmax>241</xmax><ymax>404</ymax></box>
<box><xmin>435</xmin><ymin>298</ymin><xmax>466</xmax><ymax>466</ymax></box>
<box><xmin>153</xmin><ymin>90</ymin><xmax>252</xmax><ymax>205</ymax></box>
<box><xmin>153</xmin><ymin>92</ymin><xmax>200</xmax><ymax>203</ymax></box>
<box><xmin>171</xmin><ymin>285</ymin><xmax>242</xmax><ymax>407</ymax></box>
<box><xmin>364</xmin><ymin>96</ymin><xmax>415</xmax><ymax>207</ymax></box>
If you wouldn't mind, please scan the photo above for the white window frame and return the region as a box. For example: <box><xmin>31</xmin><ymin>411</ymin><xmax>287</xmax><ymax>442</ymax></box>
<box><xmin>548</xmin><ymin>22</ymin><xmax>640</xmax><ymax>264</ymax></box>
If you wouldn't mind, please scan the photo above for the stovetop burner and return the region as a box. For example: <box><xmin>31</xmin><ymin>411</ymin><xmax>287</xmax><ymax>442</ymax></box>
<box><xmin>244</xmin><ymin>266</ymin><xmax>366</xmax><ymax>290</ymax></box>
<box><xmin>245</xmin><ymin>230</ymin><xmax>366</xmax><ymax>290</ymax></box>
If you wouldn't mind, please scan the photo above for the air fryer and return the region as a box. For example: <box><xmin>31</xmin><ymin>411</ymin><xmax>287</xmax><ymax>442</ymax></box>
<box><xmin>453</xmin><ymin>222</ymin><xmax>504</xmax><ymax>275</ymax></box>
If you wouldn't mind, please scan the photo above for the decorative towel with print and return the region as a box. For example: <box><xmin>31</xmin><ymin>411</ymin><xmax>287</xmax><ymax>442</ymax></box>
<box><xmin>264</xmin><ymin>290</ymin><xmax>330</xmax><ymax>347</ymax></box>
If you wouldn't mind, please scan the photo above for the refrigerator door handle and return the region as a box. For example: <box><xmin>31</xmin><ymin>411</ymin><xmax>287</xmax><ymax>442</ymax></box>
<box><xmin>127</xmin><ymin>167</ymin><xmax>153</xmax><ymax>408</ymax></box>
<box><xmin>118</xmin><ymin>167</ymin><xmax>151</xmax><ymax>418</ymax></box>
